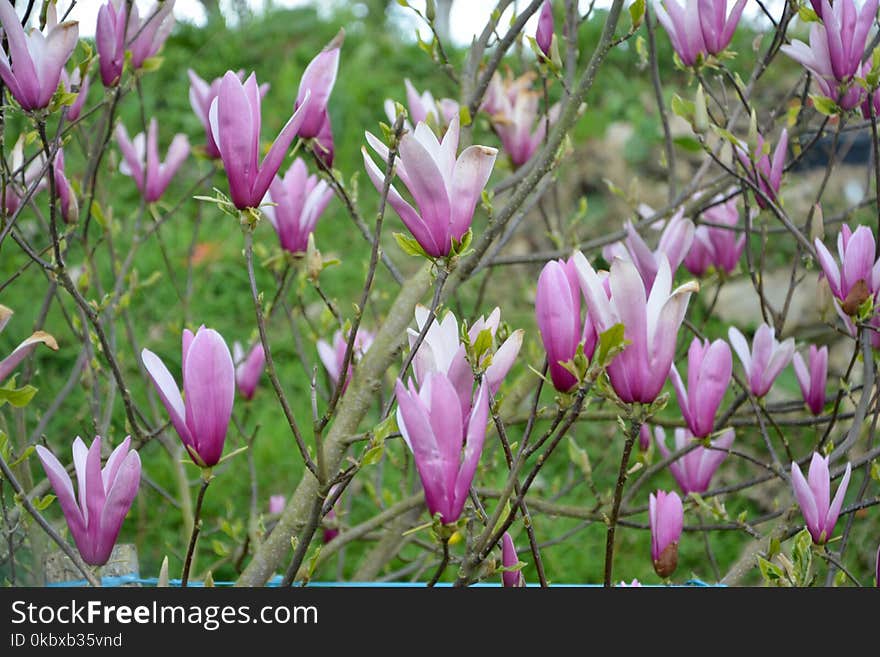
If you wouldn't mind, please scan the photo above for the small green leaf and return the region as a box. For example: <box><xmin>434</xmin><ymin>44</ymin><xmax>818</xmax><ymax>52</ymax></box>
<box><xmin>362</xmin><ymin>444</ymin><xmax>384</xmax><ymax>465</ymax></box>
<box><xmin>673</xmin><ymin>136</ymin><xmax>703</xmax><ymax>153</ymax></box>
<box><xmin>757</xmin><ymin>556</ymin><xmax>785</xmax><ymax>585</ymax></box>
<box><xmin>393</xmin><ymin>232</ymin><xmax>429</xmax><ymax>258</ymax></box>
<box><xmin>373</xmin><ymin>415</ymin><xmax>398</xmax><ymax>443</ymax></box>
<box><xmin>810</xmin><ymin>94</ymin><xmax>841</xmax><ymax>116</ymax></box>
<box><xmin>629</xmin><ymin>0</ymin><xmax>645</xmax><ymax>28</ymax></box>
<box><xmin>138</xmin><ymin>56</ymin><xmax>164</xmax><ymax>73</ymax></box>
<box><xmin>459</xmin><ymin>105</ymin><xmax>472</xmax><ymax>127</ymax></box>
<box><xmin>472</xmin><ymin>328</ymin><xmax>494</xmax><ymax>362</ymax></box>
<box><xmin>34</xmin><ymin>494</ymin><xmax>56</xmax><ymax>511</ymax></box>
<box><xmin>670</xmin><ymin>94</ymin><xmax>695</xmax><ymax>121</ymax></box>
<box><xmin>596</xmin><ymin>323</ymin><xmax>628</xmax><ymax>368</ymax></box>
<box><xmin>0</xmin><ymin>384</ymin><xmax>38</xmax><ymax>408</ymax></box>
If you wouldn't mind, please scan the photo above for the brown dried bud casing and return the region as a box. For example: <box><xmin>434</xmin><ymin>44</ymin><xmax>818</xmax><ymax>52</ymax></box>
<box><xmin>841</xmin><ymin>279</ymin><xmax>871</xmax><ymax>316</ymax></box>
<box><xmin>653</xmin><ymin>541</ymin><xmax>679</xmax><ymax>578</ymax></box>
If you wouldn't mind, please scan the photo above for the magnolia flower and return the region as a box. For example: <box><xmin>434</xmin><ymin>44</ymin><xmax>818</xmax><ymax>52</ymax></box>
<box><xmin>263</xmin><ymin>158</ymin><xmax>334</xmax><ymax>254</ymax></box>
<box><xmin>536</xmin><ymin>0</ymin><xmax>554</xmax><ymax>57</ymax></box>
<box><xmin>574</xmin><ymin>252</ymin><xmax>698</xmax><ymax>404</ymax></box>
<box><xmin>384</xmin><ymin>79</ymin><xmax>460</xmax><ymax>132</ymax></box>
<box><xmin>781</xmin><ymin>0</ymin><xmax>878</xmax><ymax>111</ymax></box>
<box><xmin>669</xmin><ymin>337</ymin><xmax>732</xmax><ymax>438</ymax></box>
<box><xmin>60</xmin><ymin>67</ymin><xmax>90</xmax><ymax>121</ymax></box>
<box><xmin>363</xmin><ymin>116</ymin><xmax>497</xmax><ymax>257</ymax></box>
<box><xmin>295</xmin><ymin>29</ymin><xmax>342</xmax><ymax>140</ymax></box>
<box><xmin>0</xmin><ymin>0</ymin><xmax>78</xmax><ymax>111</ymax></box>
<box><xmin>51</xmin><ymin>148</ymin><xmax>78</xmax><ymax>224</ymax></box>
<box><xmin>233</xmin><ymin>341</ymin><xmax>266</xmax><ymax>401</ymax></box>
<box><xmin>814</xmin><ymin>224</ymin><xmax>880</xmax><ymax>314</ymax></box>
<box><xmin>654</xmin><ymin>426</ymin><xmax>734</xmax><ymax>495</ymax></box>
<box><xmin>209</xmin><ymin>71</ymin><xmax>310</xmax><ymax>210</ymax></box>
<box><xmin>649</xmin><ymin>490</ymin><xmax>683</xmax><ymax>578</ymax></box>
<box><xmin>604</xmin><ymin>210</ymin><xmax>695</xmax><ymax>290</ymax></box>
<box><xmin>0</xmin><ymin>305</ymin><xmax>58</xmax><ymax>383</ymax></box>
<box><xmin>115</xmin><ymin>119</ymin><xmax>190</xmax><ymax>203</ymax></box>
<box><xmin>188</xmin><ymin>69</ymin><xmax>268</xmax><ymax>159</ymax></box>
<box><xmin>268</xmin><ymin>495</ymin><xmax>285</xmax><ymax>515</ymax></box>
<box><xmin>36</xmin><ymin>436</ymin><xmax>141</xmax><ymax>566</ymax></box>
<box><xmin>791</xmin><ymin>452</ymin><xmax>851</xmax><ymax>545</ymax></box>
<box><xmin>96</xmin><ymin>0</ymin><xmax>126</xmax><ymax>86</ymax></box>
<box><xmin>125</xmin><ymin>0</ymin><xmax>176</xmax><ymax>70</ymax></box>
<box><xmin>482</xmin><ymin>71</ymin><xmax>560</xmax><ymax>168</ymax></box>
<box><xmin>317</xmin><ymin>328</ymin><xmax>374</xmax><ymax>391</ymax></box>
<box><xmin>501</xmin><ymin>532</ymin><xmax>525</xmax><ymax>587</ymax></box>
<box><xmin>395</xmin><ymin>374</ymin><xmax>489</xmax><ymax>524</ymax></box>
<box><xmin>793</xmin><ymin>345</ymin><xmax>828</xmax><ymax>416</ymax></box>
<box><xmin>535</xmin><ymin>257</ymin><xmax>597</xmax><ymax>392</ymax></box>
<box><xmin>407</xmin><ymin>305</ymin><xmax>522</xmax><ymax>417</ymax></box>
<box><xmin>735</xmin><ymin>129</ymin><xmax>788</xmax><ymax>209</ymax></box>
<box><xmin>142</xmin><ymin>326</ymin><xmax>235</xmax><ymax>468</ymax></box>
<box><xmin>684</xmin><ymin>198</ymin><xmax>746</xmax><ymax>277</ymax></box>
<box><xmin>653</xmin><ymin>0</ymin><xmax>747</xmax><ymax>66</ymax></box>
<box><xmin>728</xmin><ymin>324</ymin><xmax>794</xmax><ymax>398</ymax></box>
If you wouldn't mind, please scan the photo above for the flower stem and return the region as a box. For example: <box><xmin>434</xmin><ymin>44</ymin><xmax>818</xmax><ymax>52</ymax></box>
<box><xmin>427</xmin><ymin>538</ymin><xmax>450</xmax><ymax>587</ymax></box>
<box><xmin>603</xmin><ymin>417</ymin><xmax>642</xmax><ymax>587</ymax></box>
<box><xmin>181</xmin><ymin>474</ymin><xmax>211</xmax><ymax>587</ymax></box>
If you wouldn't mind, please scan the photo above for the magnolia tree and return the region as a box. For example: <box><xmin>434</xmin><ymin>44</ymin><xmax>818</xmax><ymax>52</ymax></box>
<box><xmin>1</xmin><ymin>0</ymin><xmax>879</xmax><ymax>588</ymax></box>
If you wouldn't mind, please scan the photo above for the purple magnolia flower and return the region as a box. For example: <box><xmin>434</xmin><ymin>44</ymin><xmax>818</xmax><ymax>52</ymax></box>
<box><xmin>0</xmin><ymin>305</ymin><xmax>58</xmax><ymax>383</ymax></box>
<box><xmin>618</xmin><ymin>579</ymin><xmax>642</xmax><ymax>586</ymax></box>
<box><xmin>639</xmin><ymin>424</ymin><xmax>653</xmax><ymax>450</ymax></box>
<box><xmin>654</xmin><ymin>426</ymin><xmax>734</xmax><ymax>495</ymax></box>
<box><xmin>363</xmin><ymin>116</ymin><xmax>497</xmax><ymax>258</ymax></box>
<box><xmin>536</xmin><ymin>0</ymin><xmax>554</xmax><ymax>57</ymax></box>
<box><xmin>395</xmin><ymin>373</ymin><xmax>489</xmax><ymax>524</ymax></box>
<box><xmin>2</xmin><ymin>136</ymin><xmax>44</xmax><ymax>216</ymax></box>
<box><xmin>605</xmin><ymin>210</ymin><xmax>695</xmax><ymax>290</ymax></box>
<box><xmin>263</xmin><ymin>158</ymin><xmax>334</xmax><ymax>254</ymax></box>
<box><xmin>574</xmin><ymin>251</ymin><xmax>698</xmax><ymax>404</ymax></box>
<box><xmin>189</xmin><ymin>69</ymin><xmax>268</xmax><ymax>160</ymax></box>
<box><xmin>295</xmin><ymin>30</ymin><xmax>343</xmax><ymax>140</ymax></box>
<box><xmin>407</xmin><ymin>305</ymin><xmax>522</xmax><ymax>417</ymax></box>
<box><xmin>125</xmin><ymin>0</ymin><xmax>175</xmax><ymax>70</ymax></box>
<box><xmin>35</xmin><ymin>436</ymin><xmax>141</xmax><ymax>566</ymax></box>
<box><xmin>52</xmin><ymin>148</ymin><xmax>78</xmax><ymax>224</ymax></box>
<box><xmin>728</xmin><ymin>323</ymin><xmax>794</xmax><ymax>398</ymax></box>
<box><xmin>233</xmin><ymin>341</ymin><xmax>266</xmax><ymax>401</ymax></box>
<box><xmin>116</xmin><ymin>119</ymin><xmax>189</xmax><ymax>203</ymax></box>
<box><xmin>210</xmin><ymin>71</ymin><xmax>310</xmax><ymax>210</ymax></box>
<box><xmin>60</xmin><ymin>67</ymin><xmax>90</xmax><ymax>121</ymax></box>
<box><xmin>317</xmin><ymin>328</ymin><xmax>374</xmax><ymax>391</ymax></box>
<box><xmin>96</xmin><ymin>0</ymin><xmax>126</xmax><ymax>87</ymax></box>
<box><xmin>0</xmin><ymin>0</ymin><xmax>78</xmax><ymax>111</ymax></box>
<box><xmin>814</xmin><ymin>224</ymin><xmax>880</xmax><ymax>311</ymax></box>
<box><xmin>535</xmin><ymin>257</ymin><xmax>597</xmax><ymax>392</ymax></box>
<box><xmin>791</xmin><ymin>452</ymin><xmax>851</xmax><ymax>545</ymax></box>
<box><xmin>781</xmin><ymin>0</ymin><xmax>878</xmax><ymax>111</ymax></box>
<box><xmin>142</xmin><ymin>326</ymin><xmax>235</xmax><ymax>468</ymax></box>
<box><xmin>736</xmin><ymin>129</ymin><xmax>788</xmax><ymax>209</ymax></box>
<box><xmin>669</xmin><ymin>337</ymin><xmax>732</xmax><ymax>438</ymax></box>
<box><xmin>268</xmin><ymin>495</ymin><xmax>285</xmax><ymax>515</ymax></box>
<box><xmin>385</xmin><ymin>78</ymin><xmax>460</xmax><ymax>132</ymax></box>
<box><xmin>653</xmin><ymin>0</ymin><xmax>747</xmax><ymax>66</ymax></box>
<box><xmin>684</xmin><ymin>198</ymin><xmax>746</xmax><ymax>277</ymax></box>
<box><xmin>793</xmin><ymin>345</ymin><xmax>828</xmax><ymax>416</ymax></box>
<box><xmin>501</xmin><ymin>532</ymin><xmax>525</xmax><ymax>587</ymax></box>
<box><xmin>483</xmin><ymin>71</ymin><xmax>560</xmax><ymax>168</ymax></box>
<box><xmin>649</xmin><ymin>490</ymin><xmax>683</xmax><ymax>578</ymax></box>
